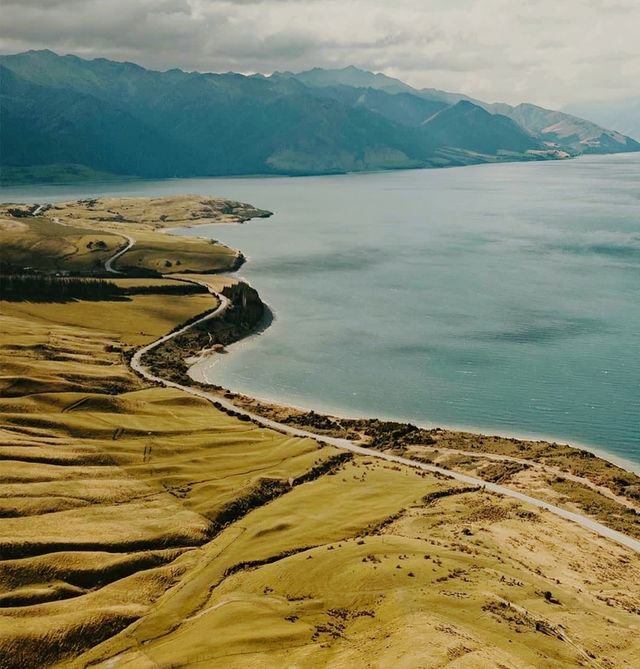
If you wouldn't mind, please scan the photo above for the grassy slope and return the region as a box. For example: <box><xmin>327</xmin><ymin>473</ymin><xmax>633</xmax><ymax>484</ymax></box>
<box><xmin>0</xmin><ymin>216</ymin><xmax>122</xmax><ymax>273</ymax></box>
<box><xmin>49</xmin><ymin>195</ymin><xmax>271</xmax><ymax>229</ymax></box>
<box><xmin>1</xmin><ymin>297</ymin><xmax>639</xmax><ymax>669</ymax></box>
<box><xmin>231</xmin><ymin>397</ymin><xmax>640</xmax><ymax>540</ymax></box>
<box><xmin>401</xmin><ymin>441</ymin><xmax>640</xmax><ymax>540</ymax></box>
<box><xmin>1</xmin><ymin>293</ymin><xmax>215</xmax><ymax>346</ymax></box>
<box><xmin>73</xmin><ymin>459</ymin><xmax>640</xmax><ymax>669</ymax></box>
<box><xmin>0</xmin><ymin>296</ymin><xmax>335</xmax><ymax>668</ymax></box>
<box><xmin>113</xmin><ymin>228</ymin><xmax>237</xmax><ymax>275</ymax></box>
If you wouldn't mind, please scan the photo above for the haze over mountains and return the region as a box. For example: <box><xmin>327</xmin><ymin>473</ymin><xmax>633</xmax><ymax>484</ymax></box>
<box><xmin>1</xmin><ymin>50</ymin><xmax>638</xmax><ymax>184</ymax></box>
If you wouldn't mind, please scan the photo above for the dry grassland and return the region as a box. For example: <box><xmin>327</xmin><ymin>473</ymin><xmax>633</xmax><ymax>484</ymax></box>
<box><xmin>1</xmin><ymin>196</ymin><xmax>270</xmax><ymax>276</ymax></box>
<box><xmin>50</xmin><ymin>196</ymin><xmax>271</xmax><ymax>230</ymax></box>
<box><xmin>0</xmin><ymin>216</ymin><xmax>121</xmax><ymax>273</ymax></box>
<box><xmin>1</xmin><ymin>295</ymin><xmax>639</xmax><ymax>669</ymax></box>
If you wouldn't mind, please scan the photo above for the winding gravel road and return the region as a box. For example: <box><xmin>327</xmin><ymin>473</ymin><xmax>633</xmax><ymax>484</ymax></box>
<box><xmin>130</xmin><ymin>287</ymin><xmax>230</xmax><ymax>376</ymax></box>
<box><xmin>130</xmin><ymin>288</ymin><xmax>640</xmax><ymax>555</ymax></box>
<box><xmin>43</xmin><ymin>205</ymin><xmax>134</xmax><ymax>275</ymax></box>
<box><xmin>104</xmin><ymin>233</ymin><xmax>136</xmax><ymax>274</ymax></box>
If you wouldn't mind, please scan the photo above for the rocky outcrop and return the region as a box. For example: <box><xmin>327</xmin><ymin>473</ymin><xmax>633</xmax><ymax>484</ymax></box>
<box><xmin>141</xmin><ymin>281</ymin><xmax>266</xmax><ymax>384</ymax></box>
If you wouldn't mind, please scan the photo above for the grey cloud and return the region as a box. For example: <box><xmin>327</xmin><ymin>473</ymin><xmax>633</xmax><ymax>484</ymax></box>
<box><xmin>0</xmin><ymin>0</ymin><xmax>638</xmax><ymax>106</ymax></box>
<box><xmin>2</xmin><ymin>0</ymin><xmax>87</xmax><ymax>6</ymax></box>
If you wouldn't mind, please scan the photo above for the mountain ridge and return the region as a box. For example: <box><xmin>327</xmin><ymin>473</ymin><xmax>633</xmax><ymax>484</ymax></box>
<box><xmin>564</xmin><ymin>97</ymin><xmax>640</xmax><ymax>142</ymax></box>
<box><xmin>1</xmin><ymin>51</ymin><xmax>638</xmax><ymax>184</ymax></box>
<box><xmin>285</xmin><ymin>65</ymin><xmax>638</xmax><ymax>156</ymax></box>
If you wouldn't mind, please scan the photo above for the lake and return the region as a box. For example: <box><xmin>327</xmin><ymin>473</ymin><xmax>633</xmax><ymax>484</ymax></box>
<box><xmin>3</xmin><ymin>154</ymin><xmax>639</xmax><ymax>465</ymax></box>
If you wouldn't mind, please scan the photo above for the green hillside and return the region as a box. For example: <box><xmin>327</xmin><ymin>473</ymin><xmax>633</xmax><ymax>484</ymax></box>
<box><xmin>422</xmin><ymin>100</ymin><xmax>538</xmax><ymax>154</ymax></box>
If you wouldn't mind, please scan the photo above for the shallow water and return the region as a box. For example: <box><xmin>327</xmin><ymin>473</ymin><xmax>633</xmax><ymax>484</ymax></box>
<box><xmin>3</xmin><ymin>154</ymin><xmax>639</xmax><ymax>463</ymax></box>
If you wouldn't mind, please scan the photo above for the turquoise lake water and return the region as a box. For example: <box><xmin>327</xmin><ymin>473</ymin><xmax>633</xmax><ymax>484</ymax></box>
<box><xmin>3</xmin><ymin>154</ymin><xmax>639</xmax><ymax>464</ymax></box>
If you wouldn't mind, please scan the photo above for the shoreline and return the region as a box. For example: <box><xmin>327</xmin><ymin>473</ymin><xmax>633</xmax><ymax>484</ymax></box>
<box><xmin>9</xmin><ymin>194</ymin><xmax>639</xmax><ymax>521</ymax></box>
<box><xmin>43</xmin><ymin>192</ymin><xmax>633</xmax><ymax>479</ymax></box>
<box><xmin>131</xmin><ymin>281</ymin><xmax>640</xmax><ymax>551</ymax></box>
<box><xmin>186</xmin><ymin>304</ymin><xmax>640</xmax><ymax>477</ymax></box>
<box><xmin>3</xmin><ymin>152</ymin><xmax>638</xmax><ymax>197</ymax></box>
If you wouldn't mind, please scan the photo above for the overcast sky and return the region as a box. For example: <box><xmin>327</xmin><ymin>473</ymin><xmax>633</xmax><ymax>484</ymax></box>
<box><xmin>1</xmin><ymin>0</ymin><xmax>638</xmax><ymax>108</ymax></box>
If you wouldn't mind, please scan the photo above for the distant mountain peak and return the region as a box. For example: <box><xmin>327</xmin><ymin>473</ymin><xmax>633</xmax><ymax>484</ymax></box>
<box><xmin>25</xmin><ymin>48</ymin><xmax>58</xmax><ymax>56</ymax></box>
<box><xmin>274</xmin><ymin>65</ymin><xmax>415</xmax><ymax>95</ymax></box>
<box><xmin>452</xmin><ymin>99</ymin><xmax>482</xmax><ymax>110</ymax></box>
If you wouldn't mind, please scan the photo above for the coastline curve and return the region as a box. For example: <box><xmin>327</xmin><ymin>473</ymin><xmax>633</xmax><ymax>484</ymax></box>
<box><xmin>130</xmin><ymin>287</ymin><xmax>640</xmax><ymax>555</ymax></box>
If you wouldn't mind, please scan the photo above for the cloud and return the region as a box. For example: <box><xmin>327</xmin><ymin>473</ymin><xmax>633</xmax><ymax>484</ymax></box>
<box><xmin>0</xmin><ymin>0</ymin><xmax>638</xmax><ymax>106</ymax></box>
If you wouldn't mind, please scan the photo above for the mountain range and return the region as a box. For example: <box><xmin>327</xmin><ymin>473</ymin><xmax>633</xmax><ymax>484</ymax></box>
<box><xmin>1</xmin><ymin>50</ymin><xmax>638</xmax><ymax>184</ymax></box>
<box><xmin>564</xmin><ymin>97</ymin><xmax>640</xmax><ymax>142</ymax></box>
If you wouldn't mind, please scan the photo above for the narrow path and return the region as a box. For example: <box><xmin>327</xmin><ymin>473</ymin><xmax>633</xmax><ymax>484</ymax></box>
<box><xmin>409</xmin><ymin>444</ymin><xmax>640</xmax><ymax>513</ymax></box>
<box><xmin>130</xmin><ymin>288</ymin><xmax>230</xmax><ymax>378</ymax></box>
<box><xmin>45</xmin><ymin>207</ymin><xmax>135</xmax><ymax>275</ymax></box>
<box><xmin>130</xmin><ymin>291</ymin><xmax>640</xmax><ymax>555</ymax></box>
<box><xmin>104</xmin><ymin>232</ymin><xmax>136</xmax><ymax>274</ymax></box>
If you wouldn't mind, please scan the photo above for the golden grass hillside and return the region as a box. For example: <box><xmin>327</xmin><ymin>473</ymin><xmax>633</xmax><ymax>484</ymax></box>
<box><xmin>1</xmin><ymin>196</ymin><xmax>271</xmax><ymax>276</ymax></box>
<box><xmin>0</xmin><ymin>291</ymin><xmax>639</xmax><ymax>669</ymax></box>
<box><xmin>49</xmin><ymin>195</ymin><xmax>271</xmax><ymax>229</ymax></box>
<box><xmin>48</xmin><ymin>195</ymin><xmax>271</xmax><ymax>274</ymax></box>
<box><xmin>0</xmin><ymin>291</ymin><xmax>337</xmax><ymax>667</ymax></box>
<box><xmin>228</xmin><ymin>396</ymin><xmax>640</xmax><ymax>540</ymax></box>
<box><xmin>0</xmin><ymin>216</ymin><xmax>121</xmax><ymax>274</ymax></box>
<box><xmin>111</xmin><ymin>227</ymin><xmax>238</xmax><ymax>275</ymax></box>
